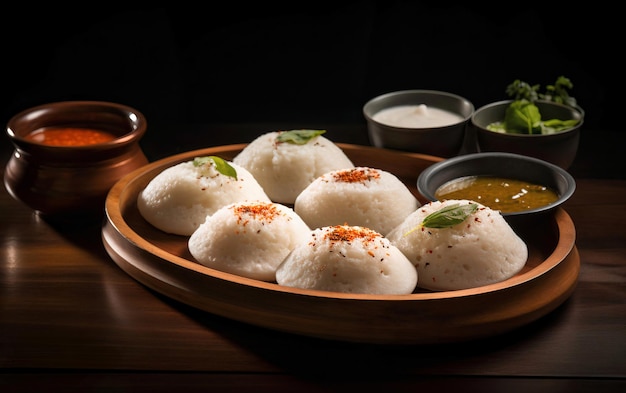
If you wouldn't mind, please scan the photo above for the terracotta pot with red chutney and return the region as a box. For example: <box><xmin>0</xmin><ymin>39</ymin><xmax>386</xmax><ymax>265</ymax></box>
<box><xmin>4</xmin><ymin>101</ymin><xmax>149</xmax><ymax>221</ymax></box>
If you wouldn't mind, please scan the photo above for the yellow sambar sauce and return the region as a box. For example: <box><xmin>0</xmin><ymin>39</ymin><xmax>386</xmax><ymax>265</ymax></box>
<box><xmin>434</xmin><ymin>176</ymin><xmax>559</xmax><ymax>213</ymax></box>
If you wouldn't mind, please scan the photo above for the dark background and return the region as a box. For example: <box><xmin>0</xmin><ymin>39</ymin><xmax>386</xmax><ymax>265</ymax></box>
<box><xmin>1</xmin><ymin>2</ymin><xmax>622</xmax><ymax>174</ymax></box>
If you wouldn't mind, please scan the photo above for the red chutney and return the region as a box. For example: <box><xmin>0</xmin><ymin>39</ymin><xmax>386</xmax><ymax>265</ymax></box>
<box><xmin>25</xmin><ymin>127</ymin><xmax>117</xmax><ymax>146</ymax></box>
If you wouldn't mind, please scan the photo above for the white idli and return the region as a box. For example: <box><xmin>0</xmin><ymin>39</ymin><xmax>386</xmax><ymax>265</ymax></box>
<box><xmin>386</xmin><ymin>199</ymin><xmax>528</xmax><ymax>291</ymax></box>
<box><xmin>188</xmin><ymin>201</ymin><xmax>310</xmax><ymax>281</ymax></box>
<box><xmin>294</xmin><ymin>167</ymin><xmax>419</xmax><ymax>235</ymax></box>
<box><xmin>232</xmin><ymin>130</ymin><xmax>354</xmax><ymax>204</ymax></box>
<box><xmin>137</xmin><ymin>156</ymin><xmax>270</xmax><ymax>236</ymax></box>
<box><xmin>276</xmin><ymin>225</ymin><xmax>417</xmax><ymax>295</ymax></box>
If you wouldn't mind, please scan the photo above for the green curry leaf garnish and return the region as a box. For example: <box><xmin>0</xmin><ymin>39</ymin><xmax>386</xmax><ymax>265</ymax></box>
<box><xmin>404</xmin><ymin>203</ymin><xmax>478</xmax><ymax>236</ymax></box>
<box><xmin>193</xmin><ymin>156</ymin><xmax>237</xmax><ymax>179</ymax></box>
<box><xmin>276</xmin><ymin>129</ymin><xmax>326</xmax><ymax>145</ymax></box>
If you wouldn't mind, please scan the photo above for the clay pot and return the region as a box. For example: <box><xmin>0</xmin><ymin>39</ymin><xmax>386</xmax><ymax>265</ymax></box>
<box><xmin>4</xmin><ymin>101</ymin><xmax>149</xmax><ymax>221</ymax></box>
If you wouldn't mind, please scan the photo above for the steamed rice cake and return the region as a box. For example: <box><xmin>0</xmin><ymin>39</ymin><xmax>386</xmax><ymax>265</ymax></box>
<box><xmin>188</xmin><ymin>201</ymin><xmax>310</xmax><ymax>281</ymax></box>
<box><xmin>137</xmin><ymin>156</ymin><xmax>270</xmax><ymax>236</ymax></box>
<box><xmin>294</xmin><ymin>167</ymin><xmax>419</xmax><ymax>235</ymax></box>
<box><xmin>275</xmin><ymin>225</ymin><xmax>418</xmax><ymax>295</ymax></box>
<box><xmin>386</xmin><ymin>199</ymin><xmax>528</xmax><ymax>291</ymax></box>
<box><xmin>232</xmin><ymin>130</ymin><xmax>354</xmax><ymax>204</ymax></box>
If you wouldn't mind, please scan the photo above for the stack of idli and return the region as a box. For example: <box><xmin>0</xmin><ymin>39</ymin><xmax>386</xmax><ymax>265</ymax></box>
<box><xmin>233</xmin><ymin>130</ymin><xmax>354</xmax><ymax>204</ymax></box>
<box><xmin>386</xmin><ymin>199</ymin><xmax>528</xmax><ymax>291</ymax></box>
<box><xmin>276</xmin><ymin>225</ymin><xmax>418</xmax><ymax>295</ymax></box>
<box><xmin>189</xmin><ymin>201</ymin><xmax>310</xmax><ymax>281</ymax></box>
<box><xmin>294</xmin><ymin>166</ymin><xmax>419</xmax><ymax>235</ymax></box>
<box><xmin>137</xmin><ymin>156</ymin><xmax>270</xmax><ymax>236</ymax></box>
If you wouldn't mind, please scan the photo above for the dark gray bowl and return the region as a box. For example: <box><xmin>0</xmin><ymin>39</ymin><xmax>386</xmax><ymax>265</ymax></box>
<box><xmin>363</xmin><ymin>90</ymin><xmax>474</xmax><ymax>158</ymax></box>
<box><xmin>417</xmin><ymin>152</ymin><xmax>576</xmax><ymax>226</ymax></box>
<box><xmin>472</xmin><ymin>100</ymin><xmax>584</xmax><ymax>170</ymax></box>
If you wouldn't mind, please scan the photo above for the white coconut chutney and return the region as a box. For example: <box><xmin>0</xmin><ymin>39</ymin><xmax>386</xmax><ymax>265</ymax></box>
<box><xmin>373</xmin><ymin>104</ymin><xmax>463</xmax><ymax>128</ymax></box>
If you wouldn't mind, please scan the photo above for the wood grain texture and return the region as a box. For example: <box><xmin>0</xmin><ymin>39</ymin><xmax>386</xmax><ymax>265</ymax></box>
<box><xmin>2</xmin><ymin>143</ymin><xmax>624</xmax><ymax>391</ymax></box>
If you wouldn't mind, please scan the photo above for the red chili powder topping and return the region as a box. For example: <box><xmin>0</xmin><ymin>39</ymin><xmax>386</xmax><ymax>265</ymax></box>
<box><xmin>25</xmin><ymin>127</ymin><xmax>117</xmax><ymax>146</ymax></box>
<box><xmin>331</xmin><ymin>167</ymin><xmax>380</xmax><ymax>183</ymax></box>
<box><xmin>323</xmin><ymin>225</ymin><xmax>380</xmax><ymax>243</ymax></box>
<box><xmin>232</xmin><ymin>203</ymin><xmax>280</xmax><ymax>226</ymax></box>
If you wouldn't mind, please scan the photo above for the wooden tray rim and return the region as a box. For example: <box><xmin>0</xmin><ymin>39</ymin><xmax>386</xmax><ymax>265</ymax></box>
<box><xmin>102</xmin><ymin>143</ymin><xmax>580</xmax><ymax>343</ymax></box>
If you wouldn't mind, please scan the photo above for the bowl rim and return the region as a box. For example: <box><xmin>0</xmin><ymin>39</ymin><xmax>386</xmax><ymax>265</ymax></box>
<box><xmin>416</xmin><ymin>152</ymin><xmax>576</xmax><ymax>218</ymax></box>
<box><xmin>363</xmin><ymin>89</ymin><xmax>475</xmax><ymax>131</ymax></box>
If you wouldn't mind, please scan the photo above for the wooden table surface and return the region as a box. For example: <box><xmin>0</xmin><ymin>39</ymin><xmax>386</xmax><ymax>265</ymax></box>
<box><xmin>1</xmin><ymin>124</ymin><xmax>625</xmax><ymax>392</ymax></box>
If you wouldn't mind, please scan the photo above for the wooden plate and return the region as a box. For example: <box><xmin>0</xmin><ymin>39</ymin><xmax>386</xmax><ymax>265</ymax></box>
<box><xmin>102</xmin><ymin>143</ymin><xmax>579</xmax><ymax>345</ymax></box>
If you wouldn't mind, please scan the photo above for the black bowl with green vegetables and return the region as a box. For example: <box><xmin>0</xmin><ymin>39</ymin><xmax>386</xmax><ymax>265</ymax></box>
<box><xmin>471</xmin><ymin>77</ymin><xmax>584</xmax><ymax>170</ymax></box>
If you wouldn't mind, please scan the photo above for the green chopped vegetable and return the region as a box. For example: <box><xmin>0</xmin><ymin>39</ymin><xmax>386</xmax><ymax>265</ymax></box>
<box><xmin>541</xmin><ymin>76</ymin><xmax>577</xmax><ymax>108</ymax></box>
<box><xmin>503</xmin><ymin>100</ymin><xmax>542</xmax><ymax>134</ymax></box>
<box><xmin>404</xmin><ymin>203</ymin><xmax>478</xmax><ymax>236</ymax></box>
<box><xmin>488</xmin><ymin>76</ymin><xmax>580</xmax><ymax>135</ymax></box>
<box><xmin>193</xmin><ymin>156</ymin><xmax>237</xmax><ymax>179</ymax></box>
<box><xmin>506</xmin><ymin>79</ymin><xmax>540</xmax><ymax>102</ymax></box>
<box><xmin>276</xmin><ymin>129</ymin><xmax>326</xmax><ymax>145</ymax></box>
